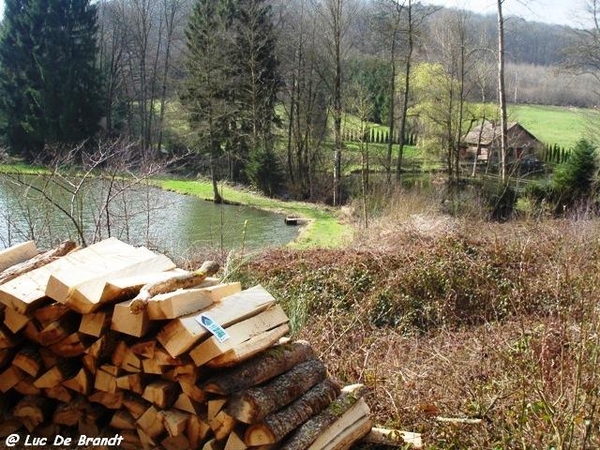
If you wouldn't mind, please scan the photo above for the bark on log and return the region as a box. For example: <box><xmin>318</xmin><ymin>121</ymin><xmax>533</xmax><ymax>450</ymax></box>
<box><xmin>244</xmin><ymin>378</ymin><xmax>341</xmax><ymax>446</ymax></box>
<box><xmin>227</xmin><ymin>359</ymin><xmax>327</xmax><ymax>424</ymax></box>
<box><xmin>203</xmin><ymin>340</ymin><xmax>315</xmax><ymax>395</ymax></box>
<box><xmin>130</xmin><ymin>260</ymin><xmax>220</xmax><ymax>315</ymax></box>
<box><xmin>280</xmin><ymin>384</ymin><xmax>368</xmax><ymax>450</ymax></box>
<box><xmin>0</xmin><ymin>240</ymin><xmax>76</xmax><ymax>286</ymax></box>
<box><xmin>0</xmin><ymin>241</ymin><xmax>37</xmax><ymax>273</ymax></box>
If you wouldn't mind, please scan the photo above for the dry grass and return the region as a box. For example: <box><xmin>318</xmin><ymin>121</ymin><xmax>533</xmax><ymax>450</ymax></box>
<box><xmin>237</xmin><ymin>203</ymin><xmax>600</xmax><ymax>448</ymax></box>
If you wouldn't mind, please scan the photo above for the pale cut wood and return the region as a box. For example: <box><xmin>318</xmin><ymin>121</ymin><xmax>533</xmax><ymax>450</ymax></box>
<box><xmin>202</xmin><ymin>439</ymin><xmax>223</xmax><ymax>450</ymax></box>
<box><xmin>37</xmin><ymin>312</ymin><xmax>80</xmax><ymax>346</ymax></box>
<box><xmin>3</xmin><ymin>306</ymin><xmax>30</xmax><ymax>333</ymax></box>
<box><xmin>146</xmin><ymin>282</ymin><xmax>242</xmax><ymax>320</ymax></box>
<box><xmin>157</xmin><ymin>285</ymin><xmax>276</xmax><ymax>357</ymax></box>
<box><xmin>179</xmin><ymin>380</ymin><xmax>205</xmax><ymax>403</ymax></box>
<box><xmin>47</xmin><ymin>242</ymin><xmax>176</xmax><ymax>313</ymax></box>
<box><xmin>244</xmin><ymin>379</ymin><xmax>341</xmax><ymax>446</ymax></box>
<box><xmin>13</xmin><ymin>396</ymin><xmax>53</xmax><ymax>432</ymax></box>
<box><xmin>0</xmin><ymin>240</ymin><xmax>75</xmax><ymax>287</ymax></box>
<box><xmin>203</xmin><ymin>340</ymin><xmax>316</xmax><ymax>395</ymax></box>
<box><xmin>162</xmin><ymin>409</ymin><xmax>190</xmax><ymax>437</ymax></box>
<box><xmin>137</xmin><ymin>406</ymin><xmax>166</xmax><ymax>438</ymax></box>
<box><xmin>187</xmin><ymin>415</ymin><xmax>211</xmax><ymax>450</ymax></box>
<box><xmin>116</xmin><ymin>373</ymin><xmax>144</xmax><ymax>394</ymax></box>
<box><xmin>281</xmin><ymin>384</ymin><xmax>368</xmax><ymax>450</ymax></box>
<box><xmin>130</xmin><ymin>260</ymin><xmax>220</xmax><ymax>315</ymax></box>
<box><xmin>111</xmin><ymin>299</ymin><xmax>151</xmax><ymax>337</ymax></box>
<box><xmin>189</xmin><ymin>304</ymin><xmax>288</xmax><ymax>367</ymax></box>
<box><xmin>88</xmin><ymin>390</ymin><xmax>124</xmax><ymax>409</ymax></box>
<box><xmin>49</xmin><ymin>332</ymin><xmax>90</xmax><ymax>357</ymax></box>
<box><xmin>208</xmin><ymin>398</ymin><xmax>227</xmax><ymax>422</ymax></box>
<box><xmin>0</xmin><ymin>240</ymin><xmax>99</xmax><ymax>313</ymax></box>
<box><xmin>224</xmin><ymin>429</ymin><xmax>248</xmax><ymax>450</ymax></box>
<box><xmin>0</xmin><ymin>324</ymin><xmax>18</xmax><ymax>349</ymax></box>
<box><xmin>33</xmin><ymin>302</ymin><xmax>70</xmax><ymax>327</ymax></box>
<box><xmin>207</xmin><ymin>323</ymin><xmax>290</xmax><ymax>368</ymax></box>
<box><xmin>34</xmin><ymin>360</ymin><xmax>79</xmax><ymax>389</ymax></box>
<box><xmin>142</xmin><ymin>379</ymin><xmax>180</xmax><ymax>409</ymax></box>
<box><xmin>362</xmin><ymin>427</ymin><xmax>423</xmax><ymax>449</ymax></box>
<box><xmin>102</xmin><ymin>267</ymin><xmax>189</xmax><ymax>301</ymax></box>
<box><xmin>44</xmin><ymin>385</ymin><xmax>74</xmax><ymax>403</ymax></box>
<box><xmin>79</xmin><ymin>309</ymin><xmax>112</xmax><ymax>337</ymax></box>
<box><xmin>210</xmin><ymin>410</ymin><xmax>237</xmax><ymax>440</ymax></box>
<box><xmin>0</xmin><ymin>241</ymin><xmax>37</xmax><ymax>273</ymax></box>
<box><xmin>228</xmin><ymin>359</ymin><xmax>327</xmax><ymax>424</ymax></box>
<box><xmin>122</xmin><ymin>393</ymin><xmax>152</xmax><ymax>419</ymax></box>
<box><xmin>306</xmin><ymin>399</ymin><xmax>372</xmax><ymax>450</ymax></box>
<box><xmin>14</xmin><ymin>377</ymin><xmax>42</xmax><ymax>396</ymax></box>
<box><xmin>173</xmin><ymin>392</ymin><xmax>204</xmax><ymax>415</ymax></box>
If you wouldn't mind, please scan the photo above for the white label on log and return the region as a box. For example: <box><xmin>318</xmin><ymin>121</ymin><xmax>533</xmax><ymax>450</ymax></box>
<box><xmin>196</xmin><ymin>313</ymin><xmax>230</xmax><ymax>343</ymax></box>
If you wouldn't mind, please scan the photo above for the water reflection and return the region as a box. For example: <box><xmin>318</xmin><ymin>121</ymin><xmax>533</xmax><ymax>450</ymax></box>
<box><xmin>0</xmin><ymin>175</ymin><xmax>298</xmax><ymax>258</ymax></box>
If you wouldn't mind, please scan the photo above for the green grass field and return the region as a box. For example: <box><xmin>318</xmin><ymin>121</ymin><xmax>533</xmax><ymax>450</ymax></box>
<box><xmin>509</xmin><ymin>104</ymin><xmax>599</xmax><ymax>149</ymax></box>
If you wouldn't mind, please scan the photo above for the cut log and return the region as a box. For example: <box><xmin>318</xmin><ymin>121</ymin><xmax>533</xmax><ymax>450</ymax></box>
<box><xmin>173</xmin><ymin>392</ymin><xmax>204</xmax><ymax>415</ymax></box>
<box><xmin>13</xmin><ymin>344</ymin><xmax>43</xmax><ymax>377</ymax></box>
<box><xmin>14</xmin><ymin>377</ymin><xmax>42</xmax><ymax>396</ymax></box>
<box><xmin>122</xmin><ymin>393</ymin><xmax>152</xmax><ymax>420</ymax></box>
<box><xmin>34</xmin><ymin>359</ymin><xmax>80</xmax><ymax>388</ymax></box>
<box><xmin>189</xmin><ymin>304</ymin><xmax>288</xmax><ymax>367</ymax></box>
<box><xmin>13</xmin><ymin>395</ymin><xmax>54</xmax><ymax>432</ymax></box>
<box><xmin>110</xmin><ymin>410</ymin><xmax>138</xmax><ymax>430</ymax></box>
<box><xmin>146</xmin><ymin>282</ymin><xmax>242</xmax><ymax>320</ymax></box>
<box><xmin>129</xmin><ymin>260</ymin><xmax>220</xmax><ymax>315</ymax></box>
<box><xmin>210</xmin><ymin>409</ymin><xmax>237</xmax><ymax>440</ymax></box>
<box><xmin>116</xmin><ymin>373</ymin><xmax>144</xmax><ymax>394</ymax></box>
<box><xmin>111</xmin><ymin>299</ymin><xmax>151</xmax><ymax>337</ymax></box>
<box><xmin>79</xmin><ymin>309</ymin><xmax>112</xmax><ymax>337</ymax></box>
<box><xmin>32</xmin><ymin>302</ymin><xmax>71</xmax><ymax>328</ymax></box>
<box><xmin>49</xmin><ymin>332</ymin><xmax>91</xmax><ymax>357</ymax></box>
<box><xmin>0</xmin><ymin>366</ymin><xmax>24</xmax><ymax>392</ymax></box>
<box><xmin>202</xmin><ymin>439</ymin><xmax>223</xmax><ymax>450</ymax></box>
<box><xmin>142</xmin><ymin>379</ymin><xmax>180</xmax><ymax>409</ymax></box>
<box><xmin>162</xmin><ymin>409</ymin><xmax>190</xmax><ymax>437</ymax></box>
<box><xmin>38</xmin><ymin>238</ymin><xmax>171</xmax><ymax>308</ymax></box>
<box><xmin>305</xmin><ymin>398</ymin><xmax>372</xmax><ymax>450</ymax></box>
<box><xmin>3</xmin><ymin>306</ymin><xmax>30</xmax><ymax>333</ymax></box>
<box><xmin>0</xmin><ymin>324</ymin><xmax>19</xmax><ymax>349</ymax></box>
<box><xmin>0</xmin><ymin>240</ymin><xmax>76</xmax><ymax>287</ymax></box>
<box><xmin>89</xmin><ymin>390</ymin><xmax>124</xmax><ymax>409</ymax></box>
<box><xmin>137</xmin><ymin>405</ymin><xmax>166</xmax><ymax>438</ymax></box>
<box><xmin>44</xmin><ymin>384</ymin><xmax>74</xmax><ymax>402</ymax></box>
<box><xmin>94</xmin><ymin>367</ymin><xmax>119</xmax><ymax>393</ymax></box>
<box><xmin>187</xmin><ymin>415</ymin><xmax>211</xmax><ymax>450</ymax></box>
<box><xmin>0</xmin><ymin>240</ymin><xmax>37</xmax><ymax>273</ymax></box>
<box><xmin>62</xmin><ymin>367</ymin><xmax>93</xmax><ymax>395</ymax></box>
<box><xmin>203</xmin><ymin>340</ymin><xmax>315</xmax><ymax>395</ymax></box>
<box><xmin>162</xmin><ymin>434</ymin><xmax>191</xmax><ymax>450</ymax></box>
<box><xmin>207</xmin><ymin>323</ymin><xmax>290</xmax><ymax>368</ymax></box>
<box><xmin>361</xmin><ymin>427</ymin><xmax>423</xmax><ymax>449</ymax></box>
<box><xmin>37</xmin><ymin>311</ymin><xmax>81</xmax><ymax>346</ymax></box>
<box><xmin>179</xmin><ymin>380</ymin><xmax>205</xmax><ymax>403</ymax></box>
<box><xmin>280</xmin><ymin>384</ymin><xmax>368</xmax><ymax>450</ymax></box>
<box><xmin>244</xmin><ymin>378</ymin><xmax>341</xmax><ymax>446</ymax></box>
<box><xmin>227</xmin><ymin>359</ymin><xmax>327</xmax><ymax>424</ymax></box>
<box><xmin>224</xmin><ymin>429</ymin><xmax>248</xmax><ymax>450</ymax></box>
<box><xmin>0</xmin><ymin>418</ymin><xmax>22</xmax><ymax>438</ymax></box>
<box><xmin>158</xmin><ymin>285</ymin><xmax>276</xmax><ymax>357</ymax></box>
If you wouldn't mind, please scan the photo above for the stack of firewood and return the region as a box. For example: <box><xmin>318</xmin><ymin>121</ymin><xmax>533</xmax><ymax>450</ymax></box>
<box><xmin>0</xmin><ymin>238</ymin><xmax>407</xmax><ymax>450</ymax></box>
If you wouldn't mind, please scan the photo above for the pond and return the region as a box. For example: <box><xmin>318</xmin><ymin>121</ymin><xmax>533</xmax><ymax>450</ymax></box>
<box><xmin>0</xmin><ymin>174</ymin><xmax>299</xmax><ymax>259</ymax></box>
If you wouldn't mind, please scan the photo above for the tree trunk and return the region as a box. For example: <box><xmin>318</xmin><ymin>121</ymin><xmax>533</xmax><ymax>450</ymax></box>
<box><xmin>497</xmin><ymin>0</ymin><xmax>508</xmax><ymax>181</ymax></box>
<box><xmin>227</xmin><ymin>359</ymin><xmax>327</xmax><ymax>424</ymax></box>
<box><xmin>203</xmin><ymin>340</ymin><xmax>316</xmax><ymax>395</ymax></box>
<box><xmin>244</xmin><ymin>378</ymin><xmax>341</xmax><ymax>446</ymax></box>
<box><xmin>397</xmin><ymin>0</ymin><xmax>414</xmax><ymax>181</ymax></box>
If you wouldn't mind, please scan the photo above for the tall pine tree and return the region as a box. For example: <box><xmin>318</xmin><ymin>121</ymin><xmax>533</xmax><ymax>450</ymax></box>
<box><xmin>0</xmin><ymin>0</ymin><xmax>102</xmax><ymax>161</ymax></box>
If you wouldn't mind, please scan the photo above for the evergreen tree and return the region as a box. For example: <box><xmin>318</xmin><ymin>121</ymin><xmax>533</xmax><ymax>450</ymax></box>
<box><xmin>553</xmin><ymin>138</ymin><xmax>597</xmax><ymax>205</ymax></box>
<box><xmin>232</xmin><ymin>0</ymin><xmax>281</xmax><ymax>193</ymax></box>
<box><xmin>0</xmin><ymin>0</ymin><xmax>102</xmax><ymax>161</ymax></box>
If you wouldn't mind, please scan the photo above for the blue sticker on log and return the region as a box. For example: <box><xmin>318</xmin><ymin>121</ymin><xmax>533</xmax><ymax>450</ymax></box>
<box><xmin>197</xmin><ymin>313</ymin><xmax>230</xmax><ymax>343</ymax></box>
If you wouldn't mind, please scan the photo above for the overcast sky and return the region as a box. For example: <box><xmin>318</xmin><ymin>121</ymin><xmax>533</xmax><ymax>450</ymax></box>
<box><xmin>424</xmin><ymin>0</ymin><xmax>591</xmax><ymax>28</ymax></box>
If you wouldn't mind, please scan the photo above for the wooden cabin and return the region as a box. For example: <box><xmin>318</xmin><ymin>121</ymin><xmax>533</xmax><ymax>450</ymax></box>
<box><xmin>461</xmin><ymin>121</ymin><xmax>542</xmax><ymax>163</ymax></box>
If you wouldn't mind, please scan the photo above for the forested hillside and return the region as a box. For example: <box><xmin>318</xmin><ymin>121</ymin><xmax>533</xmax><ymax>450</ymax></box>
<box><xmin>0</xmin><ymin>0</ymin><xmax>599</xmax><ymax>202</ymax></box>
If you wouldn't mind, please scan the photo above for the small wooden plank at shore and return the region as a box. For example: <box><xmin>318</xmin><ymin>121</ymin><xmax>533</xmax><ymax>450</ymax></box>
<box><xmin>0</xmin><ymin>240</ymin><xmax>37</xmax><ymax>273</ymax></box>
<box><xmin>189</xmin><ymin>304</ymin><xmax>288</xmax><ymax>367</ymax></box>
<box><xmin>157</xmin><ymin>285</ymin><xmax>276</xmax><ymax>357</ymax></box>
<box><xmin>147</xmin><ymin>282</ymin><xmax>241</xmax><ymax>320</ymax></box>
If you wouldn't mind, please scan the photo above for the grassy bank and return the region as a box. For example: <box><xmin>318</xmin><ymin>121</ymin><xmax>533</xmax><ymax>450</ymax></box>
<box><xmin>156</xmin><ymin>178</ymin><xmax>350</xmax><ymax>249</ymax></box>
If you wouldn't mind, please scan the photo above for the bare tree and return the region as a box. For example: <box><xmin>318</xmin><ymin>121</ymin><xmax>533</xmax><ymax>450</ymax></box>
<box><xmin>497</xmin><ymin>0</ymin><xmax>508</xmax><ymax>181</ymax></box>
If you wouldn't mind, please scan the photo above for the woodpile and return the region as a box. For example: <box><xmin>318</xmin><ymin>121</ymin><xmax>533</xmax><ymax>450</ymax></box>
<box><xmin>0</xmin><ymin>238</ymin><xmax>419</xmax><ymax>450</ymax></box>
